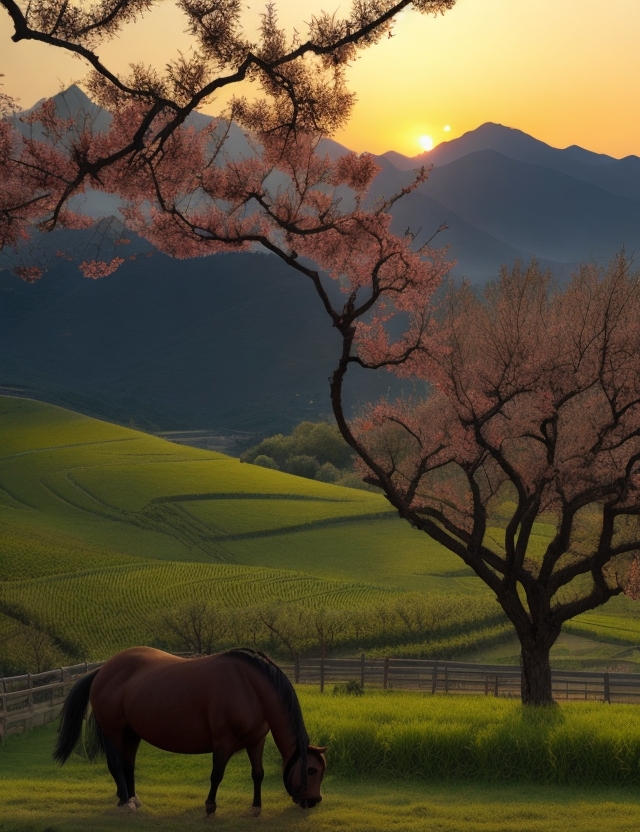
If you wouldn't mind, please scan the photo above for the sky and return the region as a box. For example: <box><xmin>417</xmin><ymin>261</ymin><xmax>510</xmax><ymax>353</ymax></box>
<box><xmin>1</xmin><ymin>0</ymin><xmax>639</xmax><ymax>158</ymax></box>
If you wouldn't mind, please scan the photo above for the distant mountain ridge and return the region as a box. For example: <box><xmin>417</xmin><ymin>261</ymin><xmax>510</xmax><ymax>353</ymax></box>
<box><xmin>13</xmin><ymin>86</ymin><xmax>640</xmax><ymax>281</ymax></box>
<box><xmin>379</xmin><ymin>122</ymin><xmax>640</xmax><ymax>207</ymax></box>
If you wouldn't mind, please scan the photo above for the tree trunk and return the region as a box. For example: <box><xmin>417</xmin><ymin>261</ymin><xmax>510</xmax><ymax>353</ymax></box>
<box><xmin>520</xmin><ymin>637</ymin><xmax>555</xmax><ymax>706</ymax></box>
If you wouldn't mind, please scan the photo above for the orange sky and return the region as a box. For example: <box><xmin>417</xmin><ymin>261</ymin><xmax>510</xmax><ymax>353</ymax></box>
<box><xmin>1</xmin><ymin>0</ymin><xmax>639</xmax><ymax>158</ymax></box>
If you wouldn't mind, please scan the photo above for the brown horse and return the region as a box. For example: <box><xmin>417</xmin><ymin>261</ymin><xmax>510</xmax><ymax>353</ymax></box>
<box><xmin>53</xmin><ymin>647</ymin><xmax>326</xmax><ymax>815</ymax></box>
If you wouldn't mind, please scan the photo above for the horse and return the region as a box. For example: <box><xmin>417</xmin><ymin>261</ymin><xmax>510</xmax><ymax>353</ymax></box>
<box><xmin>53</xmin><ymin>646</ymin><xmax>326</xmax><ymax>815</ymax></box>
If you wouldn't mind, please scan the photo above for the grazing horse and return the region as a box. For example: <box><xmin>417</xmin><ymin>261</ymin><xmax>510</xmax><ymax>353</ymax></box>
<box><xmin>53</xmin><ymin>646</ymin><xmax>326</xmax><ymax>815</ymax></box>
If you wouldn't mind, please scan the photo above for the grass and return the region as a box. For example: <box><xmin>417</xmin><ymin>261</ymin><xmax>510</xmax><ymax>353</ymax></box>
<box><xmin>0</xmin><ymin>396</ymin><xmax>504</xmax><ymax>665</ymax></box>
<box><xmin>0</xmin><ymin>396</ymin><xmax>453</xmax><ymax>589</ymax></box>
<box><xmin>4</xmin><ymin>697</ymin><xmax>640</xmax><ymax>832</ymax></box>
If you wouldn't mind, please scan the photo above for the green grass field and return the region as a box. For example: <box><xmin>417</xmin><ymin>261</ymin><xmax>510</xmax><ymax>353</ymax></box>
<box><xmin>4</xmin><ymin>695</ymin><xmax>640</xmax><ymax>832</ymax></box>
<box><xmin>2</xmin><ymin>395</ymin><xmax>640</xmax><ymax>670</ymax></box>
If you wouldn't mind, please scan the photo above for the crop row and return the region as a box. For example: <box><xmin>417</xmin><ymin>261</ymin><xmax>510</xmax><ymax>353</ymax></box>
<box><xmin>0</xmin><ymin>561</ymin><xmax>398</xmax><ymax>657</ymax></box>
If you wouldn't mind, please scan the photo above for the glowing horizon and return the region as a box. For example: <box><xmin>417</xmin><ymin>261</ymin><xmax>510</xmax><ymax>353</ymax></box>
<box><xmin>1</xmin><ymin>0</ymin><xmax>639</xmax><ymax>159</ymax></box>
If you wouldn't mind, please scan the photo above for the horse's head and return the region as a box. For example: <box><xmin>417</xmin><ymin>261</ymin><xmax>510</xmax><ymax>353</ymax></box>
<box><xmin>284</xmin><ymin>745</ymin><xmax>327</xmax><ymax>809</ymax></box>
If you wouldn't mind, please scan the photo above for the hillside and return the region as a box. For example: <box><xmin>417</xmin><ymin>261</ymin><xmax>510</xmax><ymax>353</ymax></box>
<box><xmin>1</xmin><ymin>396</ymin><xmax>502</xmax><ymax>665</ymax></box>
<box><xmin>2</xmin><ymin>397</ymin><xmax>640</xmax><ymax>672</ymax></box>
<box><xmin>0</xmin><ymin>247</ymin><xmax>416</xmax><ymax>435</ymax></box>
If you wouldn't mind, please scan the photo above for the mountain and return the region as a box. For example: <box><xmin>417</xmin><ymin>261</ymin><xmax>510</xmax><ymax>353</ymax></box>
<box><xmin>3</xmin><ymin>89</ymin><xmax>640</xmax><ymax>436</ymax></box>
<box><xmin>380</xmin><ymin>122</ymin><xmax>640</xmax><ymax>205</ymax></box>
<box><xmin>17</xmin><ymin>88</ymin><xmax>638</xmax><ymax>279</ymax></box>
<box><xmin>418</xmin><ymin>150</ymin><xmax>640</xmax><ymax>264</ymax></box>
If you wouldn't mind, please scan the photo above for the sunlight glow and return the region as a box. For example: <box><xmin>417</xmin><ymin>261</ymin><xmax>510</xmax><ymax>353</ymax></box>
<box><xmin>418</xmin><ymin>135</ymin><xmax>434</xmax><ymax>151</ymax></box>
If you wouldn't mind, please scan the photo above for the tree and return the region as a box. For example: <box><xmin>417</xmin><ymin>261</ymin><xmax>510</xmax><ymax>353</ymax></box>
<box><xmin>332</xmin><ymin>257</ymin><xmax>640</xmax><ymax>705</ymax></box>
<box><xmin>159</xmin><ymin>601</ymin><xmax>229</xmax><ymax>654</ymax></box>
<box><xmin>241</xmin><ymin>420</ymin><xmax>356</xmax><ymax>478</ymax></box>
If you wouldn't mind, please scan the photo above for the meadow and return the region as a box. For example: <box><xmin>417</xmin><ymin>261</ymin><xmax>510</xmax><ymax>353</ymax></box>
<box><xmin>4</xmin><ymin>692</ymin><xmax>640</xmax><ymax>832</ymax></box>
<box><xmin>2</xmin><ymin>395</ymin><xmax>640</xmax><ymax>671</ymax></box>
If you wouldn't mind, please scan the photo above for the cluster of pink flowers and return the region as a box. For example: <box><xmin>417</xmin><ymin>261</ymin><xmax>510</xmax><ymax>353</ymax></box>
<box><xmin>79</xmin><ymin>258</ymin><xmax>125</xmax><ymax>279</ymax></box>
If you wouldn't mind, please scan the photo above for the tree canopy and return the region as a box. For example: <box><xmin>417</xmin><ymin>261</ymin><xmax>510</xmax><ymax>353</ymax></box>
<box><xmin>0</xmin><ymin>0</ymin><xmax>454</xmax><ymax>258</ymax></box>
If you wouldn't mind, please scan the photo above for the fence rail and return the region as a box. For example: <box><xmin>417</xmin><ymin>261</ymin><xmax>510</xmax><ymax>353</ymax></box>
<box><xmin>3</xmin><ymin>656</ymin><xmax>640</xmax><ymax>740</ymax></box>
<box><xmin>278</xmin><ymin>656</ymin><xmax>640</xmax><ymax>704</ymax></box>
<box><xmin>0</xmin><ymin>662</ymin><xmax>105</xmax><ymax>739</ymax></box>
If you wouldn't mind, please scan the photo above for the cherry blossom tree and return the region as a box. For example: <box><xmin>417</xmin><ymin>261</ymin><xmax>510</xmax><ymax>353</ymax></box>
<box><xmin>330</xmin><ymin>256</ymin><xmax>640</xmax><ymax>705</ymax></box>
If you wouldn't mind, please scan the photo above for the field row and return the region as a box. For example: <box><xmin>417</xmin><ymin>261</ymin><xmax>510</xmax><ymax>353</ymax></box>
<box><xmin>0</xmin><ymin>561</ymin><xmax>398</xmax><ymax>657</ymax></box>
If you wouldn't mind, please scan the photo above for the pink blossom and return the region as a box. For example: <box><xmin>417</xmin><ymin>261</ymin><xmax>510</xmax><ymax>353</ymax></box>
<box><xmin>79</xmin><ymin>258</ymin><xmax>125</xmax><ymax>278</ymax></box>
<box><xmin>14</xmin><ymin>266</ymin><xmax>43</xmax><ymax>283</ymax></box>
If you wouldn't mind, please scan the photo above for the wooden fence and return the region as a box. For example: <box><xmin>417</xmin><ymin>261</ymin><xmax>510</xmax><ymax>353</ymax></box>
<box><xmin>3</xmin><ymin>656</ymin><xmax>640</xmax><ymax>740</ymax></box>
<box><xmin>0</xmin><ymin>662</ymin><xmax>104</xmax><ymax>740</ymax></box>
<box><xmin>279</xmin><ymin>656</ymin><xmax>640</xmax><ymax>704</ymax></box>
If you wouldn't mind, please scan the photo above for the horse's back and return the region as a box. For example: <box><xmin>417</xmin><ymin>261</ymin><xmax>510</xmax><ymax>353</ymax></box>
<box><xmin>90</xmin><ymin>648</ymin><xmax>270</xmax><ymax>754</ymax></box>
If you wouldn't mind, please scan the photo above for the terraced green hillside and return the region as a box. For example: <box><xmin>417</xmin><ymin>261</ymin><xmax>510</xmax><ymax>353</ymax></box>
<box><xmin>0</xmin><ymin>396</ymin><xmax>476</xmax><ymax>591</ymax></box>
<box><xmin>2</xmin><ymin>395</ymin><xmax>640</xmax><ymax>670</ymax></box>
<box><xmin>1</xmin><ymin>396</ymin><xmax>491</xmax><ymax>664</ymax></box>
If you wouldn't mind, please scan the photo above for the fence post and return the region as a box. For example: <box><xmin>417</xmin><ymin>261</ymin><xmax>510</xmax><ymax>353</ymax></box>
<box><xmin>494</xmin><ymin>674</ymin><xmax>499</xmax><ymax>697</ymax></box>
<box><xmin>604</xmin><ymin>672</ymin><xmax>611</xmax><ymax>704</ymax></box>
<box><xmin>294</xmin><ymin>655</ymin><xmax>300</xmax><ymax>684</ymax></box>
<box><xmin>444</xmin><ymin>665</ymin><xmax>448</xmax><ymax>694</ymax></box>
<box><xmin>320</xmin><ymin>656</ymin><xmax>325</xmax><ymax>693</ymax></box>
<box><xmin>383</xmin><ymin>657</ymin><xmax>390</xmax><ymax>690</ymax></box>
<box><xmin>360</xmin><ymin>653</ymin><xmax>365</xmax><ymax>689</ymax></box>
<box><xmin>484</xmin><ymin>673</ymin><xmax>489</xmax><ymax>696</ymax></box>
<box><xmin>431</xmin><ymin>663</ymin><xmax>438</xmax><ymax>695</ymax></box>
<box><xmin>27</xmin><ymin>673</ymin><xmax>33</xmax><ymax>712</ymax></box>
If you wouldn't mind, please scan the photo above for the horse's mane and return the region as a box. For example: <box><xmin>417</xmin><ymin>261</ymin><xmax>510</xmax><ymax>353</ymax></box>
<box><xmin>224</xmin><ymin>648</ymin><xmax>309</xmax><ymax>752</ymax></box>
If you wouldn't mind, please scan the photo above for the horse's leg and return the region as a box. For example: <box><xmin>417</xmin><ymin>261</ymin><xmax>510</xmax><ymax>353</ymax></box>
<box><xmin>122</xmin><ymin>727</ymin><xmax>142</xmax><ymax>809</ymax></box>
<box><xmin>205</xmin><ymin>750</ymin><xmax>229</xmax><ymax>817</ymax></box>
<box><xmin>102</xmin><ymin>735</ymin><xmax>130</xmax><ymax>807</ymax></box>
<box><xmin>246</xmin><ymin>737</ymin><xmax>266</xmax><ymax>816</ymax></box>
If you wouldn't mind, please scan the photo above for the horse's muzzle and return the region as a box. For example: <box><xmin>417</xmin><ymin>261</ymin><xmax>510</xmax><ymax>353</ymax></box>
<box><xmin>293</xmin><ymin>796</ymin><xmax>322</xmax><ymax>809</ymax></box>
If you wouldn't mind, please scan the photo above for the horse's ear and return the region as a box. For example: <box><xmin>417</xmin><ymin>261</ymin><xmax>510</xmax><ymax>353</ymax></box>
<box><xmin>310</xmin><ymin>745</ymin><xmax>328</xmax><ymax>755</ymax></box>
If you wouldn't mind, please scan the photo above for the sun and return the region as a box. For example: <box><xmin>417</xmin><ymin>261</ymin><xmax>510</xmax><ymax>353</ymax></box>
<box><xmin>418</xmin><ymin>135</ymin><xmax>434</xmax><ymax>152</ymax></box>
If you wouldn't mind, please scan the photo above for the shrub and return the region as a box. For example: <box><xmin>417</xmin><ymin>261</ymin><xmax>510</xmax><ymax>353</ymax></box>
<box><xmin>252</xmin><ymin>454</ymin><xmax>279</xmax><ymax>470</ymax></box>
<box><xmin>332</xmin><ymin>680</ymin><xmax>364</xmax><ymax>696</ymax></box>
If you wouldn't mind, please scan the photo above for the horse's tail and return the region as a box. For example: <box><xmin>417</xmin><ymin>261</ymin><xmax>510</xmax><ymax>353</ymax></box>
<box><xmin>53</xmin><ymin>668</ymin><xmax>101</xmax><ymax>765</ymax></box>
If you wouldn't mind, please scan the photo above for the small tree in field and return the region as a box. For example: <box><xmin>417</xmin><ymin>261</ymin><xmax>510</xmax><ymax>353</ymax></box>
<box><xmin>334</xmin><ymin>258</ymin><xmax>640</xmax><ymax>705</ymax></box>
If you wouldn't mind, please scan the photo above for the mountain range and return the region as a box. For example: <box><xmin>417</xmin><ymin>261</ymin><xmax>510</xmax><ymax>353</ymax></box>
<box><xmin>2</xmin><ymin>87</ymin><xmax>639</xmax><ymax>437</ymax></box>
<box><xmin>12</xmin><ymin>87</ymin><xmax>640</xmax><ymax>280</ymax></box>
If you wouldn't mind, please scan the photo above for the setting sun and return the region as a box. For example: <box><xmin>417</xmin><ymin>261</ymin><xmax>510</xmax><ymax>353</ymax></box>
<box><xmin>418</xmin><ymin>135</ymin><xmax>434</xmax><ymax>152</ymax></box>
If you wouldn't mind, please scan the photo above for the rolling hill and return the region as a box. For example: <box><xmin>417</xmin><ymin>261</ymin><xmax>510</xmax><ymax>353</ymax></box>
<box><xmin>0</xmin><ymin>244</ymin><xmax>420</xmax><ymax>435</ymax></box>
<box><xmin>2</xmin><ymin>396</ymin><xmax>640</xmax><ymax>672</ymax></box>
<box><xmin>0</xmin><ymin>395</ymin><xmax>499</xmax><ymax>663</ymax></box>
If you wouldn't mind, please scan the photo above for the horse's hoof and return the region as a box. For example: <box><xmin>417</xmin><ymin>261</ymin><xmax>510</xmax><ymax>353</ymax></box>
<box><xmin>205</xmin><ymin>802</ymin><xmax>216</xmax><ymax>818</ymax></box>
<box><xmin>132</xmin><ymin>796</ymin><xmax>142</xmax><ymax>809</ymax></box>
<box><xmin>251</xmin><ymin>806</ymin><xmax>262</xmax><ymax>817</ymax></box>
<box><xmin>126</xmin><ymin>797</ymin><xmax>139</xmax><ymax>812</ymax></box>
